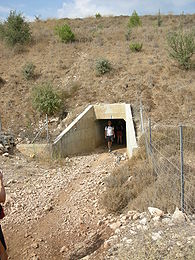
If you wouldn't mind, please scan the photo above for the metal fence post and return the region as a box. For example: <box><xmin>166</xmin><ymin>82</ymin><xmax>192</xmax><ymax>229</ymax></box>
<box><xmin>140</xmin><ymin>101</ymin><xmax>144</xmax><ymax>134</ymax></box>
<box><xmin>0</xmin><ymin>115</ymin><xmax>2</xmax><ymax>132</ymax></box>
<box><xmin>46</xmin><ymin>114</ymin><xmax>49</xmax><ymax>143</ymax></box>
<box><xmin>180</xmin><ymin>125</ymin><xmax>184</xmax><ymax>213</ymax></box>
<box><xmin>149</xmin><ymin>118</ymin><xmax>152</xmax><ymax>154</ymax></box>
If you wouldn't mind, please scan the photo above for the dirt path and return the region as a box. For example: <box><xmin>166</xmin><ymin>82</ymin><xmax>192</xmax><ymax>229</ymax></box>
<box><xmin>1</xmin><ymin>147</ymin><xmax>127</xmax><ymax>259</ymax></box>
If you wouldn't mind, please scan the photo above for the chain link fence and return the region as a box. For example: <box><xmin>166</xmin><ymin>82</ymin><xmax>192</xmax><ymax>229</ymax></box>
<box><xmin>15</xmin><ymin>114</ymin><xmax>53</xmax><ymax>159</ymax></box>
<box><xmin>140</xmin><ymin>102</ymin><xmax>195</xmax><ymax>215</ymax></box>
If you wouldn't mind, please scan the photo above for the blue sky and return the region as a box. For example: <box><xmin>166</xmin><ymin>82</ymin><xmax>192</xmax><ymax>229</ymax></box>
<box><xmin>0</xmin><ymin>0</ymin><xmax>195</xmax><ymax>21</ymax></box>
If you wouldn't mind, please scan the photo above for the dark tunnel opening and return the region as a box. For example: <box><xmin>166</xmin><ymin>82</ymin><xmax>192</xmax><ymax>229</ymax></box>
<box><xmin>95</xmin><ymin>119</ymin><xmax>127</xmax><ymax>149</ymax></box>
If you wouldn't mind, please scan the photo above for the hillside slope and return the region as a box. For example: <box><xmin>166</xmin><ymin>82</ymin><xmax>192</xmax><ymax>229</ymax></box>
<box><xmin>0</xmin><ymin>14</ymin><xmax>195</xmax><ymax>137</ymax></box>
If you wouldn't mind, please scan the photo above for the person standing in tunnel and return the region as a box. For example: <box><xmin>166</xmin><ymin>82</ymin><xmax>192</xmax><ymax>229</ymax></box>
<box><xmin>116</xmin><ymin>121</ymin><xmax>123</xmax><ymax>145</ymax></box>
<box><xmin>105</xmin><ymin>120</ymin><xmax>115</xmax><ymax>152</ymax></box>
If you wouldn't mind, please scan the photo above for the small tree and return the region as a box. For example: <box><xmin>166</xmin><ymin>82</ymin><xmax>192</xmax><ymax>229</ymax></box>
<box><xmin>96</xmin><ymin>58</ymin><xmax>111</xmax><ymax>75</ymax></box>
<box><xmin>130</xmin><ymin>42</ymin><xmax>143</xmax><ymax>52</ymax></box>
<box><xmin>22</xmin><ymin>62</ymin><xmax>35</xmax><ymax>80</ymax></box>
<box><xmin>157</xmin><ymin>9</ymin><xmax>163</xmax><ymax>27</ymax></box>
<box><xmin>95</xmin><ymin>13</ymin><xmax>102</xmax><ymax>19</ymax></box>
<box><xmin>128</xmin><ymin>10</ymin><xmax>142</xmax><ymax>28</ymax></box>
<box><xmin>55</xmin><ymin>24</ymin><xmax>75</xmax><ymax>43</ymax></box>
<box><xmin>0</xmin><ymin>10</ymin><xmax>31</xmax><ymax>46</ymax></box>
<box><xmin>32</xmin><ymin>83</ymin><xmax>62</xmax><ymax>115</ymax></box>
<box><xmin>167</xmin><ymin>31</ymin><xmax>195</xmax><ymax>69</ymax></box>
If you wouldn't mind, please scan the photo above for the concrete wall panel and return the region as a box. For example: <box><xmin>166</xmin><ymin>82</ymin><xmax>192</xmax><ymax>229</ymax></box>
<box><xmin>94</xmin><ymin>103</ymin><xmax>126</xmax><ymax>120</ymax></box>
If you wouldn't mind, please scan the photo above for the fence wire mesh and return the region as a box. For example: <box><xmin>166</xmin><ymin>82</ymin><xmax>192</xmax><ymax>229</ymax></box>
<box><xmin>141</xmin><ymin>104</ymin><xmax>195</xmax><ymax>215</ymax></box>
<box><xmin>16</xmin><ymin>114</ymin><xmax>53</xmax><ymax>160</ymax></box>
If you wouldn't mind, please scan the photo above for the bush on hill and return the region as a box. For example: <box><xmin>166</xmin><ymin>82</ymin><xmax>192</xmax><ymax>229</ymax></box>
<box><xmin>55</xmin><ymin>24</ymin><xmax>75</xmax><ymax>43</ymax></box>
<box><xmin>22</xmin><ymin>62</ymin><xmax>36</xmax><ymax>80</ymax></box>
<box><xmin>96</xmin><ymin>58</ymin><xmax>112</xmax><ymax>75</ymax></box>
<box><xmin>32</xmin><ymin>83</ymin><xmax>62</xmax><ymax>115</ymax></box>
<box><xmin>0</xmin><ymin>10</ymin><xmax>31</xmax><ymax>46</ymax></box>
<box><xmin>128</xmin><ymin>10</ymin><xmax>142</xmax><ymax>28</ymax></box>
<box><xmin>167</xmin><ymin>31</ymin><xmax>195</xmax><ymax>69</ymax></box>
<box><xmin>130</xmin><ymin>42</ymin><xmax>143</xmax><ymax>52</ymax></box>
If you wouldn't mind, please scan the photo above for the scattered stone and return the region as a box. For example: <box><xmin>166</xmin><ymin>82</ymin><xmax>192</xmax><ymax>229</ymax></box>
<box><xmin>32</xmin><ymin>243</ymin><xmax>39</xmax><ymax>249</ymax></box>
<box><xmin>0</xmin><ymin>132</ymin><xmax>15</xmax><ymax>155</ymax></box>
<box><xmin>2</xmin><ymin>152</ymin><xmax>9</xmax><ymax>157</ymax></box>
<box><xmin>152</xmin><ymin>231</ymin><xmax>162</xmax><ymax>241</ymax></box>
<box><xmin>148</xmin><ymin>207</ymin><xmax>164</xmax><ymax>217</ymax></box>
<box><xmin>162</xmin><ymin>217</ymin><xmax>171</xmax><ymax>224</ymax></box>
<box><xmin>172</xmin><ymin>207</ymin><xmax>186</xmax><ymax>223</ymax></box>
<box><xmin>109</xmin><ymin>221</ymin><xmax>121</xmax><ymax>230</ymax></box>
<box><xmin>139</xmin><ymin>217</ymin><xmax>147</xmax><ymax>225</ymax></box>
<box><xmin>60</xmin><ymin>246</ymin><xmax>66</xmax><ymax>253</ymax></box>
<box><xmin>152</xmin><ymin>216</ymin><xmax>161</xmax><ymax>222</ymax></box>
<box><xmin>104</xmin><ymin>240</ymin><xmax>111</xmax><ymax>249</ymax></box>
<box><xmin>97</xmin><ymin>220</ymin><xmax>104</xmax><ymax>226</ymax></box>
<box><xmin>133</xmin><ymin>213</ymin><xmax>140</xmax><ymax>220</ymax></box>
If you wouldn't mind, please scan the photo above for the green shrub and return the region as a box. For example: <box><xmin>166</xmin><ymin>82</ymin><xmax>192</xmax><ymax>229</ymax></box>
<box><xmin>130</xmin><ymin>42</ymin><xmax>143</xmax><ymax>52</ymax></box>
<box><xmin>128</xmin><ymin>10</ymin><xmax>142</xmax><ymax>28</ymax></box>
<box><xmin>95</xmin><ymin>13</ymin><xmax>102</xmax><ymax>19</ymax></box>
<box><xmin>157</xmin><ymin>9</ymin><xmax>163</xmax><ymax>27</ymax></box>
<box><xmin>55</xmin><ymin>24</ymin><xmax>75</xmax><ymax>43</ymax></box>
<box><xmin>22</xmin><ymin>62</ymin><xmax>35</xmax><ymax>80</ymax></box>
<box><xmin>167</xmin><ymin>31</ymin><xmax>195</xmax><ymax>69</ymax></box>
<box><xmin>32</xmin><ymin>83</ymin><xmax>62</xmax><ymax>115</ymax></box>
<box><xmin>96</xmin><ymin>58</ymin><xmax>111</xmax><ymax>75</ymax></box>
<box><xmin>0</xmin><ymin>10</ymin><xmax>31</xmax><ymax>46</ymax></box>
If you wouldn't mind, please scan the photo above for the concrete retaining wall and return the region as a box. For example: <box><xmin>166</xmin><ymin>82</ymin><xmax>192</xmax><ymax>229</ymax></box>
<box><xmin>53</xmin><ymin>105</ymin><xmax>96</xmax><ymax>157</ymax></box>
<box><xmin>125</xmin><ymin>104</ymin><xmax>137</xmax><ymax>157</ymax></box>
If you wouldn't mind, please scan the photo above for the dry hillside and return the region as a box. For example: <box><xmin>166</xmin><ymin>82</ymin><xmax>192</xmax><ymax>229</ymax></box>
<box><xmin>0</xmin><ymin>14</ymin><xmax>195</xmax><ymax>137</ymax></box>
<box><xmin>0</xmin><ymin>14</ymin><xmax>195</xmax><ymax>260</ymax></box>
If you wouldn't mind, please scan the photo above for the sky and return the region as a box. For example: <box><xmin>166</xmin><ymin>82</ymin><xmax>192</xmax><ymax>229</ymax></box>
<box><xmin>0</xmin><ymin>0</ymin><xmax>195</xmax><ymax>21</ymax></box>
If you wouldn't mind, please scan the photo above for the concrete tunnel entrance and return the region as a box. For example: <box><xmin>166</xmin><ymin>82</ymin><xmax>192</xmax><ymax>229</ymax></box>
<box><xmin>52</xmin><ymin>103</ymin><xmax>137</xmax><ymax>158</ymax></box>
<box><xmin>96</xmin><ymin>119</ymin><xmax>127</xmax><ymax>148</ymax></box>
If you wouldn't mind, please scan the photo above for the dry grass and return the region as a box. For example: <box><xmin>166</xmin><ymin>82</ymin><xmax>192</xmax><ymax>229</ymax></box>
<box><xmin>0</xmin><ymin>14</ymin><xmax>195</xmax><ymax>135</ymax></box>
<box><xmin>101</xmin><ymin>126</ymin><xmax>195</xmax><ymax>214</ymax></box>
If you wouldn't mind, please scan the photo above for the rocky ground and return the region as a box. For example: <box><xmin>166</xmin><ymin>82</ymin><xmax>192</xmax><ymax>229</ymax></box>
<box><xmin>0</xmin><ymin>146</ymin><xmax>194</xmax><ymax>259</ymax></box>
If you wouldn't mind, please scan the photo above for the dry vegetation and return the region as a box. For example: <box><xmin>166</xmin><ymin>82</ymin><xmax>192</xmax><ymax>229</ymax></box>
<box><xmin>101</xmin><ymin>126</ymin><xmax>195</xmax><ymax>215</ymax></box>
<box><xmin>0</xmin><ymin>13</ymin><xmax>194</xmax><ymax>259</ymax></box>
<box><xmin>117</xmin><ymin>229</ymin><xmax>195</xmax><ymax>260</ymax></box>
<box><xmin>0</xmin><ymin>14</ymin><xmax>194</xmax><ymax>137</ymax></box>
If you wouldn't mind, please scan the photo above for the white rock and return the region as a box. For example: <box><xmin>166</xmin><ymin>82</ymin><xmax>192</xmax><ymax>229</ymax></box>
<box><xmin>115</xmin><ymin>228</ymin><xmax>121</xmax><ymax>234</ymax></box>
<box><xmin>133</xmin><ymin>213</ymin><xmax>140</xmax><ymax>220</ymax></box>
<box><xmin>126</xmin><ymin>239</ymin><xmax>132</xmax><ymax>244</ymax></box>
<box><xmin>49</xmin><ymin>117</ymin><xmax>59</xmax><ymax>123</ymax></box>
<box><xmin>127</xmin><ymin>210</ymin><xmax>137</xmax><ymax>218</ymax></box>
<box><xmin>152</xmin><ymin>216</ymin><xmax>161</xmax><ymax>222</ymax></box>
<box><xmin>139</xmin><ymin>217</ymin><xmax>147</xmax><ymax>225</ymax></box>
<box><xmin>109</xmin><ymin>221</ymin><xmax>121</xmax><ymax>230</ymax></box>
<box><xmin>152</xmin><ymin>231</ymin><xmax>162</xmax><ymax>241</ymax></box>
<box><xmin>32</xmin><ymin>243</ymin><xmax>39</xmax><ymax>249</ymax></box>
<box><xmin>60</xmin><ymin>246</ymin><xmax>66</xmax><ymax>253</ymax></box>
<box><xmin>172</xmin><ymin>207</ymin><xmax>186</xmax><ymax>223</ymax></box>
<box><xmin>121</xmin><ymin>215</ymin><xmax>129</xmax><ymax>222</ymax></box>
<box><xmin>148</xmin><ymin>207</ymin><xmax>164</xmax><ymax>217</ymax></box>
<box><xmin>104</xmin><ymin>240</ymin><xmax>111</xmax><ymax>249</ymax></box>
<box><xmin>2</xmin><ymin>152</ymin><xmax>9</xmax><ymax>157</ymax></box>
<box><xmin>162</xmin><ymin>217</ymin><xmax>171</xmax><ymax>224</ymax></box>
